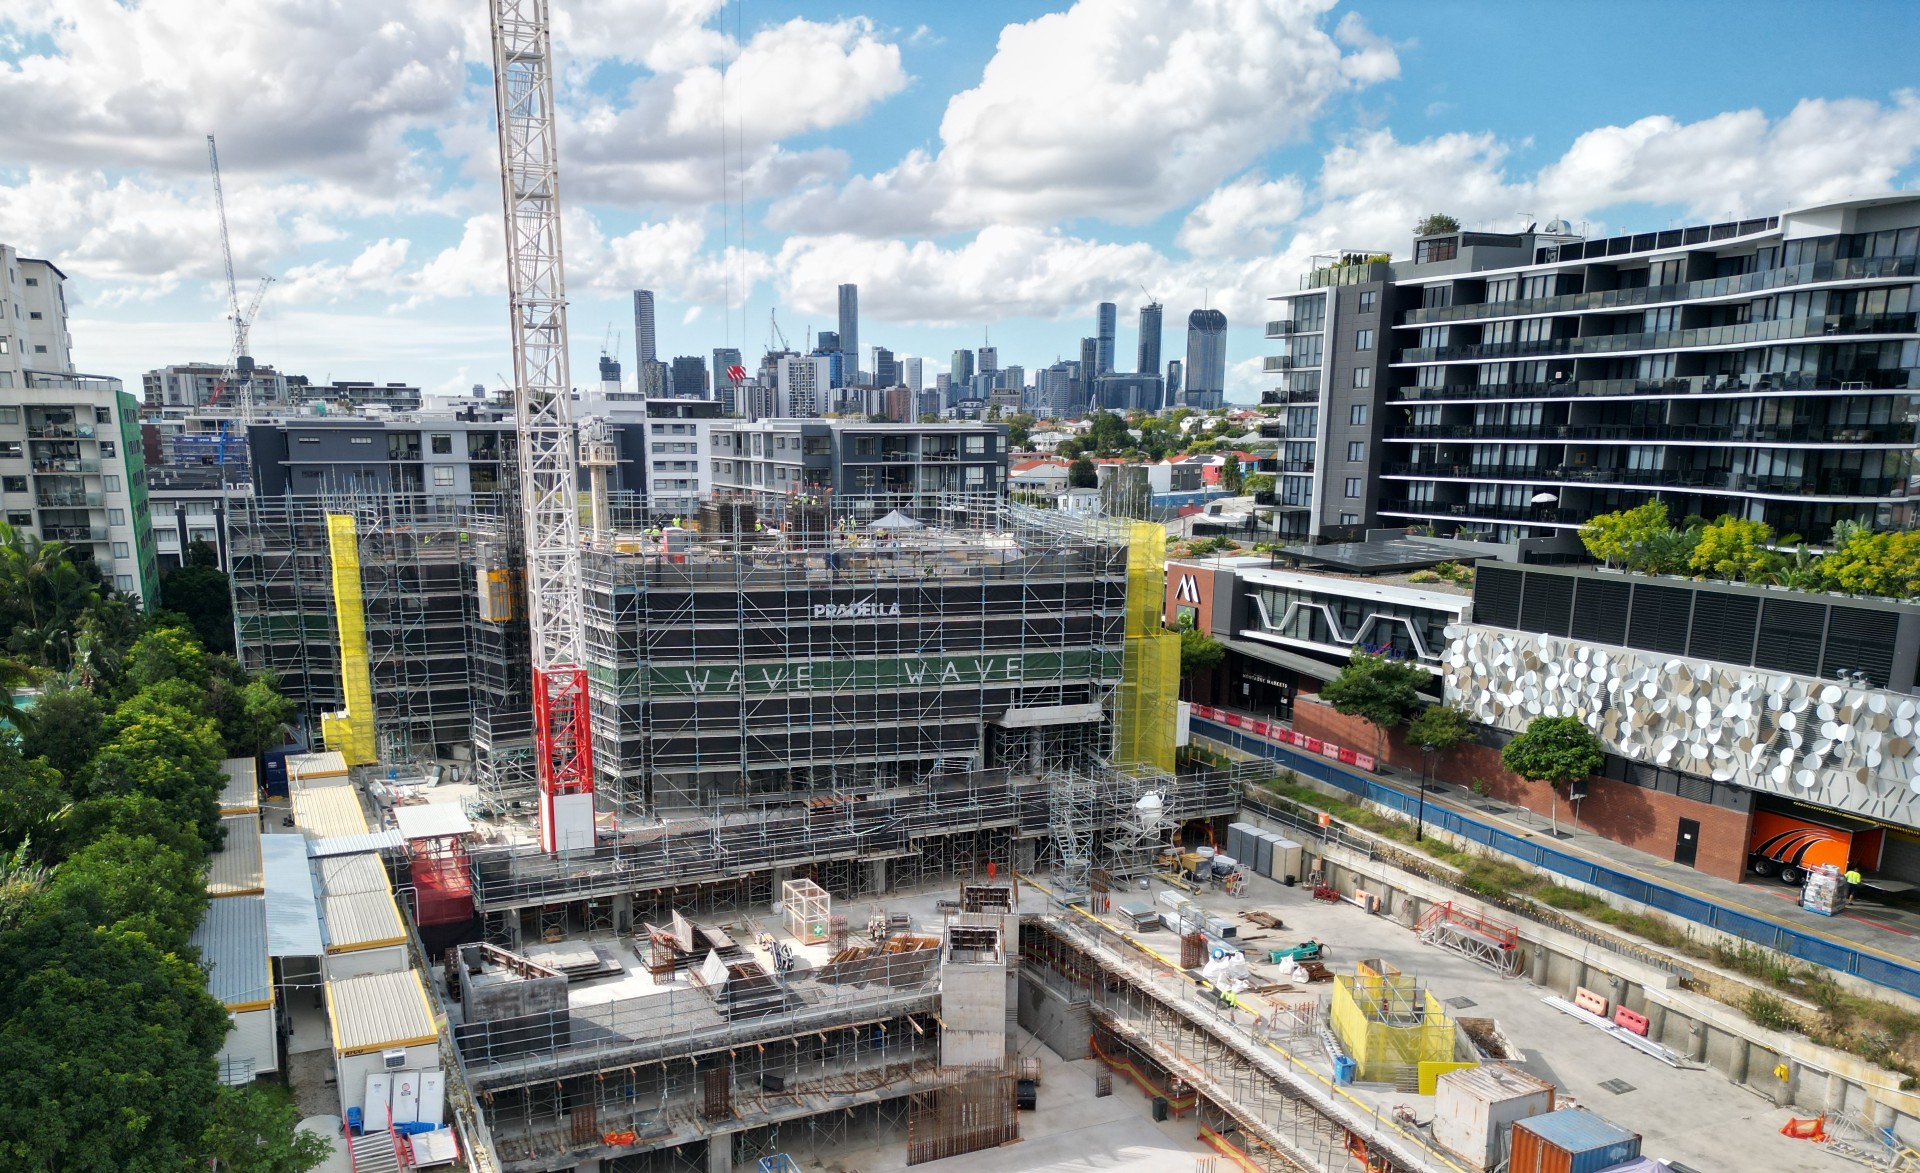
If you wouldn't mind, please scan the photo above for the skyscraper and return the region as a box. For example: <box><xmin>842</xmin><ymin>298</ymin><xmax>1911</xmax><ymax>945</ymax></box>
<box><xmin>951</xmin><ymin>349</ymin><xmax>974</xmax><ymax>387</ymax></box>
<box><xmin>634</xmin><ymin>290</ymin><xmax>661</xmax><ymax>394</ymax></box>
<box><xmin>1165</xmin><ymin>359</ymin><xmax>1183</xmax><ymax>407</ymax></box>
<box><xmin>816</xmin><ymin>330</ymin><xmax>840</xmax><ymax>354</ymax></box>
<box><xmin>837</xmin><ymin>284</ymin><xmax>860</xmax><ymax>384</ymax></box>
<box><xmin>873</xmin><ymin>347</ymin><xmax>899</xmax><ymax>388</ymax></box>
<box><xmin>903</xmin><ymin>356</ymin><xmax>924</xmax><ymax>392</ymax></box>
<box><xmin>1183</xmin><ymin>309</ymin><xmax>1227</xmax><ymax>410</ymax></box>
<box><xmin>1079</xmin><ymin>337</ymin><xmax>1099</xmax><ymax>394</ymax></box>
<box><xmin>670</xmin><ymin>355</ymin><xmax>710</xmax><ymax>399</ymax></box>
<box><xmin>977</xmin><ymin>346</ymin><xmax>998</xmax><ymax>375</ymax></box>
<box><xmin>712</xmin><ymin>347</ymin><xmax>743</xmax><ymax>415</ymax></box>
<box><xmin>1095</xmin><ymin>302</ymin><xmax>1117</xmax><ymax>374</ymax></box>
<box><xmin>1136</xmin><ymin>302</ymin><xmax>1162</xmax><ymax>378</ymax></box>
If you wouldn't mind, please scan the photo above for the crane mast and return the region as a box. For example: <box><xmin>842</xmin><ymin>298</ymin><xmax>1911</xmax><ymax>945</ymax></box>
<box><xmin>487</xmin><ymin>0</ymin><xmax>595</xmax><ymax>853</ymax></box>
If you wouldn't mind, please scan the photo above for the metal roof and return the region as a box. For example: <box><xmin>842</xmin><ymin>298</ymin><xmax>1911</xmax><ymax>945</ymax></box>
<box><xmin>286</xmin><ymin>750</ymin><xmax>349</xmax><ymax>782</ymax></box>
<box><xmin>392</xmin><ymin>803</ymin><xmax>473</xmax><ymax>840</ymax></box>
<box><xmin>1436</xmin><ymin>1063</ymin><xmax>1554</xmax><ymax>1103</ymax></box>
<box><xmin>219</xmin><ymin>758</ymin><xmax>259</xmax><ymax>815</ymax></box>
<box><xmin>260</xmin><ymin>834</ymin><xmax>324</xmax><ymax>956</ymax></box>
<box><xmin>190</xmin><ymin>894</ymin><xmax>272</xmax><ymax>1011</ymax></box>
<box><xmin>208</xmin><ymin>814</ymin><xmax>264</xmax><ymax>898</ymax></box>
<box><xmin>1220</xmin><ymin>637</ymin><xmax>1343</xmax><ymax>683</ymax></box>
<box><xmin>318</xmin><ymin>853</ymin><xmax>405</xmax><ymax>953</ymax></box>
<box><xmin>290</xmin><ymin>786</ymin><xmax>368</xmax><ymax>840</ymax></box>
<box><xmin>326</xmin><ymin>968</ymin><xmax>438</xmax><ymax>1056</ymax></box>
<box><xmin>309</xmin><ymin>830</ymin><xmax>407</xmax><ymax>857</ymax></box>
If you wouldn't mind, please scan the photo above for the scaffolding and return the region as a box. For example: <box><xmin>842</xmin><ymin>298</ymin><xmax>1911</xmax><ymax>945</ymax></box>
<box><xmin>1327</xmin><ymin>963</ymin><xmax>1460</xmax><ymax>1086</ymax></box>
<box><xmin>321</xmin><ymin>513</ymin><xmax>377</xmax><ymax>764</ymax></box>
<box><xmin>1115</xmin><ymin>520</ymin><xmax>1179</xmax><ymax>772</ymax></box>
<box><xmin>551</xmin><ymin>493</ymin><xmax>1128</xmax><ymax>823</ymax></box>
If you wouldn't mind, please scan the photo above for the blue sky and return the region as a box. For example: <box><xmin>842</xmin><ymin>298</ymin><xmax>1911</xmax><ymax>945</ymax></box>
<box><xmin>2</xmin><ymin>0</ymin><xmax>1917</xmax><ymax>401</ymax></box>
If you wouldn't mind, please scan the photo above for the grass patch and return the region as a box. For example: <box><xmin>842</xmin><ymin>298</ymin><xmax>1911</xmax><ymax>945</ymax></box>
<box><xmin>1745</xmin><ymin>991</ymin><xmax>1803</xmax><ymax>1034</ymax></box>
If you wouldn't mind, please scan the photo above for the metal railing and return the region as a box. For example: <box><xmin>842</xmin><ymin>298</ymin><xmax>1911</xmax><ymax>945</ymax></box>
<box><xmin>1392</xmin><ymin>371</ymin><xmax>1914</xmax><ymax>402</ymax></box>
<box><xmin>1195</xmin><ymin>716</ymin><xmax>1920</xmax><ymax>1000</ymax></box>
<box><xmin>1398</xmin><ymin>313</ymin><xmax>1919</xmax><ymax>364</ymax></box>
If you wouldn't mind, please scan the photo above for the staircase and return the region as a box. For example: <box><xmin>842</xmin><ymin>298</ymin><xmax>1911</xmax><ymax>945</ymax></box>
<box><xmin>348</xmin><ymin>1129</ymin><xmax>404</xmax><ymax>1173</ymax></box>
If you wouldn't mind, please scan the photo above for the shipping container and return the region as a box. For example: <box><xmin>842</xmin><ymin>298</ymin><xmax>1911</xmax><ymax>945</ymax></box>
<box><xmin>1432</xmin><ymin>1065</ymin><xmax>1556</xmax><ymax>1170</ymax></box>
<box><xmin>1509</xmin><ymin>1108</ymin><xmax>1641</xmax><ymax>1173</ymax></box>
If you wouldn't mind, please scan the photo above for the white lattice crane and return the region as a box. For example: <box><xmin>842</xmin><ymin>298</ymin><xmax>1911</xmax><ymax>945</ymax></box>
<box><xmin>487</xmin><ymin>0</ymin><xmax>596</xmax><ymax>853</ymax></box>
<box><xmin>205</xmin><ymin>134</ymin><xmax>272</xmax><ymax>421</ymax></box>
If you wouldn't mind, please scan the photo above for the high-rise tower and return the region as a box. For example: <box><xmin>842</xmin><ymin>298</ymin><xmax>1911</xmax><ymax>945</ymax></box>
<box><xmin>1136</xmin><ymin>302</ymin><xmax>1162</xmax><ymax>378</ymax></box>
<box><xmin>1095</xmin><ymin>302</ymin><xmax>1117</xmax><ymax>374</ymax></box>
<box><xmin>1183</xmin><ymin>309</ymin><xmax>1227</xmax><ymax>410</ymax></box>
<box><xmin>634</xmin><ymin>290</ymin><xmax>660</xmax><ymax>394</ymax></box>
<box><xmin>837</xmin><ymin>284</ymin><xmax>860</xmax><ymax>383</ymax></box>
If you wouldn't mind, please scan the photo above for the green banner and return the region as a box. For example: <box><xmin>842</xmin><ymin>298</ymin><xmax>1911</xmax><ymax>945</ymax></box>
<box><xmin>645</xmin><ymin>649</ymin><xmax>1123</xmax><ymax>697</ymax></box>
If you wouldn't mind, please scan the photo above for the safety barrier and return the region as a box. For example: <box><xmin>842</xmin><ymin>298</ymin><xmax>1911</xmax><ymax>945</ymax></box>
<box><xmin>1195</xmin><ymin>716</ymin><xmax>1920</xmax><ymax>1000</ymax></box>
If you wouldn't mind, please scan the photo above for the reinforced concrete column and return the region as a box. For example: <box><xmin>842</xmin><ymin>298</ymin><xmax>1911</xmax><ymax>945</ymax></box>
<box><xmin>1647</xmin><ymin>1002</ymin><xmax>1668</xmax><ymax>1045</ymax></box>
<box><xmin>1729</xmin><ymin>1038</ymin><xmax>1751</xmax><ymax>1085</ymax></box>
<box><xmin>1688</xmin><ymin>1020</ymin><xmax>1709</xmax><ymax>1063</ymax></box>
<box><xmin>1569</xmin><ymin>960</ymin><xmax>1588</xmax><ymax>996</ymax></box>
<box><xmin>708</xmin><ymin>1131</ymin><xmax>735</xmax><ymax>1173</ymax></box>
<box><xmin>868</xmin><ymin>857</ymin><xmax>888</xmax><ymax>896</ymax></box>
<box><xmin>1776</xmin><ymin>1061</ymin><xmax>1800</xmax><ymax>1108</ymax></box>
<box><xmin>1607</xmin><ymin>973</ymin><xmax>1628</xmax><ymax>1010</ymax></box>
<box><xmin>1826</xmin><ymin>1072</ymin><xmax>1849</xmax><ymax>1113</ymax></box>
<box><xmin>611</xmin><ymin>893</ymin><xmax>633</xmax><ymax>935</ymax></box>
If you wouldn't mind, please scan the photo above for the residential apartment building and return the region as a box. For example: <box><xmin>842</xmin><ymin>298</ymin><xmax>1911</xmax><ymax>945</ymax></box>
<box><xmin>1270</xmin><ymin>194</ymin><xmax>1920</xmax><ymax>543</ymax></box>
<box><xmin>711</xmin><ymin>419</ymin><xmax>1008</xmax><ymax>514</ymax></box>
<box><xmin>1</xmin><ymin>245</ymin><xmax>160</xmax><ymax>605</ymax></box>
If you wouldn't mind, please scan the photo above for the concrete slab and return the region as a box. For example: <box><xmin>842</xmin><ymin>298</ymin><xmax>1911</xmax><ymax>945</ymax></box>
<box><xmin>1114</xmin><ymin>866</ymin><xmax>1861</xmax><ymax>1173</ymax></box>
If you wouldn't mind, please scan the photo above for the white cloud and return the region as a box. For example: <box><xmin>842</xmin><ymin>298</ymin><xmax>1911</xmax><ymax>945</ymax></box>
<box><xmin>770</xmin><ymin>0</ymin><xmax>1396</xmax><ymax>236</ymax></box>
<box><xmin>1178</xmin><ymin>173</ymin><xmax>1307</xmax><ymax>258</ymax></box>
<box><xmin>275</xmin><ymin>238</ymin><xmax>413</xmax><ymax>305</ymax></box>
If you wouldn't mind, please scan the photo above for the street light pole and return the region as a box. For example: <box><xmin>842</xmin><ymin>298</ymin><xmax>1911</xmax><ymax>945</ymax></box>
<box><xmin>1417</xmin><ymin>742</ymin><xmax>1435</xmax><ymax>842</ymax></box>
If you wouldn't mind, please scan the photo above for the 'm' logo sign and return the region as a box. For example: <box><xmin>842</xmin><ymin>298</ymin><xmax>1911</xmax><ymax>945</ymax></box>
<box><xmin>1174</xmin><ymin>574</ymin><xmax>1201</xmax><ymax>603</ymax></box>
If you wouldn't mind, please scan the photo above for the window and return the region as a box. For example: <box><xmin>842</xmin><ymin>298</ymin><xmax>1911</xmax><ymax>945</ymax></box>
<box><xmin>6</xmin><ymin>511</ymin><xmax>29</xmax><ymax>526</ymax></box>
<box><xmin>95</xmin><ymin>407</ymin><xmax>111</xmax><ymax>423</ymax></box>
<box><xmin>652</xmin><ymin>442</ymin><xmax>667</xmax><ymax>453</ymax></box>
<box><xmin>1351</xmin><ymin>368</ymin><xmax>1372</xmax><ymax>389</ymax></box>
<box><xmin>1357</xmin><ymin>291</ymin><xmax>1377</xmax><ymax>314</ymax></box>
<box><xmin>99</xmin><ymin>441</ymin><xmax>116</xmax><ymax>459</ymax></box>
<box><xmin>115</xmin><ymin>575</ymin><xmax>134</xmax><ymax>593</ymax></box>
<box><xmin>23</xmin><ymin>277</ymin><xmax>36</xmax><ymax>287</ymax></box>
<box><xmin>32</xmin><ymin>344</ymin><xmax>45</xmax><ymax>353</ymax></box>
<box><xmin>0</xmin><ymin>441</ymin><xmax>18</xmax><ymax>459</ymax></box>
<box><xmin>0</xmin><ymin>407</ymin><xmax>15</xmax><ymax>425</ymax></box>
<box><xmin>1345</xmin><ymin>477</ymin><xmax>1362</xmax><ymax>498</ymax></box>
<box><xmin>111</xmin><ymin>542</ymin><xmax>129</xmax><ymax>558</ymax></box>
<box><xmin>964</xmin><ymin>434</ymin><xmax>987</xmax><ymax>454</ymax></box>
<box><xmin>432</xmin><ymin>466</ymin><xmax>455</xmax><ymax>486</ymax></box>
<box><xmin>1355</xmin><ymin>329</ymin><xmax>1374</xmax><ymax>351</ymax></box>
<box><xmin>1349</xmin><ymin>404</ymin><xmax>1368</xmax><ymax>425</ymax></box>
<box><xmin>0</xmin><ymin>340</ymin><xmax>8</xmax><ymax>355</ymax></box>
<box><xmin>103</xmin><ymin>474</ymin><xmax>120</xmax><ymax>492</ymax></box>
<box><xmin>1346</xmin><ymin>441</ymin><xmax>1365</xmax><ymax>463</ymax></box>
<box><xmin>1</xmin><ymin>476</ymin><xmax>24</xmax><ymax>493</ymax></box>
<box><xmin>27</xmin><ymin>311</ymin><xmax>41</xmax><ymax>320</ymax></box>
<box><xmin>108</xmin><ymin>508</ymin><xmax>125</xmax><ymax>526</ymax></box>
<box><xmin>349</xmin><ymin>435</ymin><xmax>373</xmax><ymax>445</ymax></box>
<box><xmin>651</xmin><ymin>423</ymin><xmax>666</xmax><ymax>434</ymax></box>
<box><xmin>431</xmin><ymin>434</ymin><xmax>452</xmax><ymax>454</ymax></box>
<box><xmin>1340</xmin><ymin>513</ymin><xmax>1360</xmax><ymax>525</ymax></box>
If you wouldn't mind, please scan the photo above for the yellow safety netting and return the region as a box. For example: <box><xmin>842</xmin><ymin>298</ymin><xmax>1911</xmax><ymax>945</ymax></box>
<box><xmin>320</xmin><ymin>513</ymin><xmax>378</xmax><ymax>766</ymax></box>
<box><xmin>1115</xmin><ymin>520</ymin><xmax>1179</xmax><ymax>771</ymax></box>
<box><xmin>1329</xmin><ymin>967</ymin><xmax>1461</xmax><ymax>1083</ymax></box>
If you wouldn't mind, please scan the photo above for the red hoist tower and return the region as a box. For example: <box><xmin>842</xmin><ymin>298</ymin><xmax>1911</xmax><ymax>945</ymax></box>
<box><xmin>488</xmin><ymin>0</ymin><xmax>596</xmax><ymax>853</ymax></box>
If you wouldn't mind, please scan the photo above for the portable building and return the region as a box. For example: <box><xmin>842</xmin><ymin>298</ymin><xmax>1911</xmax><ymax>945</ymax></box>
<box><xmin>1433</xmin><ymin>1064</ymin><xmax>1555</xmax><ymax>1169</ymax></box>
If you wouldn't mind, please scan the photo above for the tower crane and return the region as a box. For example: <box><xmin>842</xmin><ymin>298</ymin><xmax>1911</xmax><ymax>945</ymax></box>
<box><xmin>206</xmin><ymin>135</ymin><xmax>271</xmax><ymax>421</ymax></box>
<box><xmin>487</xmin><ymin>0</ymin><xmax>595</xmax><ymax>853</ymax></box>
<box><xmin>768</xmin><ymin>308</ymin><xmax>790</xmax><ymax>352</ymax></box>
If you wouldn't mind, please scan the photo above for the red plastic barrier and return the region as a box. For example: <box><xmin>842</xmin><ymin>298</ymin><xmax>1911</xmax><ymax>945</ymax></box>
<box><xmin>1613</xmin><ymin>1006</ymin><xmax>1649</xmax><ymax>1036</ymax></box>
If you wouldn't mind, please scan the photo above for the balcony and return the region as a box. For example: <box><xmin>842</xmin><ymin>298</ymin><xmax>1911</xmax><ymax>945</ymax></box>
<box><xmin>1377</xmin><ymin>464</ymin><xmax>1908</xmax><ymax>499</ymax></box>
<box><xmin>1264</xmin><ymin>320</ymin><xmax>1297</xmax><ymax>338</ymax></box>
<box><xmin>1401</xmin><ymin>253</ymin><xmax>1920</xmax><ymax>326</ymax></box>
<box><xmin>1262</xmin><ymin>355</ymin><xmax>1296</xmax><ymax>373</ymax></box>
<box><xmin>44</xmin><ymin>526</ymin><xmax>109</xmax><ymax>542</ymax></box>
<box><xmin>1304</xmin><ymin>259</ymin><xmax>1389</xmax><ymax>290</ymax></box>
<box><xmin>1396</xmin><ymin>312</ymin><xmax>1919</xmax><ymax>364</ymax></box>
<box><xmin>1392</xmin><ymin>370</ymin><xmax>1915</xmax><ymax>402</ymax></box>
<box><xmin>1385</xmin><ymin>420</ymin><xmax>1919</xmax><ymax>445</ymax></box>
<box><xmin>1378</xmin><ymin>498</ymin><xmax>1587</xmax><ymax>525</ymax></box>
<box><xmin>35</xmin><ymin>491</ymin><xmax>103</xmax><ymax>508</ymax></box>
<box><xmin>25</xmin><ymin>423</ymin><xmax>96</xmax><ymax>440</ymax></box>
<box><xmin>30</xmin><ymin>457</ymin><xmax>100</xmax><ymax>473</ymax></box>
<box><xmin>1278</xmin><ymin>459</ymin><xmax>1316</xmax><ymax>473</ymax></box>
<box><xmin>1287</xmin><ymin>388</ymin><xmax>1321</xmax><ymax>404</ymax></box>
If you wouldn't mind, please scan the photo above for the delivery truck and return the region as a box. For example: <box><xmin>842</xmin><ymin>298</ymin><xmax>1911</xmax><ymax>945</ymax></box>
<box><xmin>1747</xmin><ymin>808</ymin><xmax>1884</xmax><ymax>886</ymax></box>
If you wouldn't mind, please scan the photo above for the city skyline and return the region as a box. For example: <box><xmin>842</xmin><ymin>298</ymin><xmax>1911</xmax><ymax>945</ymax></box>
<box><xmin>1</xmin><ymin>1</ymin><xmax>1917</xmax><ymax>401</ymax></box>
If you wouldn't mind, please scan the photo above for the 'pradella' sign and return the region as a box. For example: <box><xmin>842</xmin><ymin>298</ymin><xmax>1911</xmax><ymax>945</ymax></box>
<box><xmin>811</xmin><ymin>596</ymin><xmax>902</xmax><ymax>620</ymax></box>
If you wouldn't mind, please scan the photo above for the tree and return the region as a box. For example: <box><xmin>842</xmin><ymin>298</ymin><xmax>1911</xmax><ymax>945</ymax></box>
<box><xmin>1004</xmin><ymin>413</ymin><xmax>1035</xmax><ymax>451</ymax></box>
<box><xmin>1689</xmin><ymin>515</ymin><xmax>1776</xmax><ymax>581</ymax></box>
<box><xmin>1179</xmin><ymin>627</ymin><xmax>1225</xmax><ymax>680</ymax></box>
<box><xmin>124</xmin><ymin>626</ymin><xmax>214</xmax><ymax>696</ymax></box>
<box><xmin>1220</xmin><ymin>453</ymin><xmax>1243</xmax><ymax>493</ymax></box>
<box><xmin>1415</xmin><ymin>213</ymin><xmax>1462</xmax><ymax>236</ymax></box>
<box><xmin>22</xmin><ymin>685</ymin><xmax>105</xmax><ymax>783</ymax></box>
<box><xmin>227</xmin><ymin>677</ymin><xmax>295</xmax><ymax>759</ymax></box>
<box><xmin>1067</xmin><ymin>457</ymin><xmax>1098</xmax><ymax>488</ymax></box>
<box><xmin>1243</xmin><ymin>472</ymin><xmax>1276</xmax><ymax>496</ymax></box>
<box><xmin>1578</xmin><ymin>500</ymin><xmax>1672</xmax><ymax>568</ymax></box>
<box><xmin>160</xmin><ymin>542</ymin><xmax>235</xmax><ymax>656</ymax></box>
<box><xmin>1501</xmin><ymin>715</ymin><xmax>1604</xmax><ymax>795</ymax></box>
<box><xmin>1318</xmin><ymin>651</ymin><xmax>1432</xmax><ymax>760</ymax></box>
<box><xmin>40</xmin><ymin>832</ymin><xmax>209</xmax><ymax>951</ymax></box>
<box><xmin>1085</xmin><ymin>410</ymin><xmax>1129</xmax><ymax>455</ymax></box>
<box><xmin>0</xmin><ymin>742</ymin><xmax>68</xmax><ymax>860</ymax></box>
<box><xmin>202</xmin><ymin>1085</ymin><xmax>330</xmax><ymax>1173</ymax></box>
<box><xmin>1407</xmin><ymin>704</ymin><xmax>1472</xmax><ymax>755</ymax></box>
<box><xmin>1819</xmin><ymin>527</ymin><xmax>1920</xmax><ymax>599</ymax></box>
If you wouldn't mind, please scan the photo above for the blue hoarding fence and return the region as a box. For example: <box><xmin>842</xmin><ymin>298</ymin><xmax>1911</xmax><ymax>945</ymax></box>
<box><xmin>1194</xmin><ymin>716</ymin><xmax>1920</xmax><ymax>1000</ymax></box>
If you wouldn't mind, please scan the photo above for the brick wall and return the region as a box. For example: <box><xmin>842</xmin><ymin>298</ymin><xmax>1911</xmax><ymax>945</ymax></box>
<box><xmin>1287</xmin><ymin>699</ymin><xmax>1753</xmax><ymax>883</ymax></box>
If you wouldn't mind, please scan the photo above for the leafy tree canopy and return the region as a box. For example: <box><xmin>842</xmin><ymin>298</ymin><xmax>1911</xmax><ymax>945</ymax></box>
<box><xmin>202</xmin><ymin>1085</ymin><xmax>331</xmax><ymax>1173</ymax></box>
<box><xmin>39</xmin><ymin>832</ymin><xmax>209</xmax><ymax>952</ymax></box>
<box><xmin>20</xmin><ymin>684</ymin><xmax>105</xmax><ymax>784</ymax></box>
<box><xmin>1501</xmin><ymin>715</ymin><xmax>1605</xmax><ymax>788</ymax></box>
<box><xmin>1178</xmin><ymin>627</ymin><xmax>1225</xmax><ymax>679</ymax></box>
<box><xmin>124</xmin><ymin>626</ymin><xmax>214</xmax><ymax>696</ymax></box>
<box><xmin>159</xmin><ymin>542</ymin><xmax>235</xmax><ymax>656</ymax></box>
<box><xmin>1407</xmin><ymin>703</ymin><xmax>1473</xmax><ymax>753</ymax></box>
<box><xmin>1319</xmin><ymin>651</ymin><xmax>1432</xmax><ymax>755</ymax></box>
<box><xmin>1220</xmin><ymin>453</ymin><xmax>1243</xmax><ymax>493</ymax></box>
<box><xmin>1820</xmin><ymin>527</ymin><xmax>1920</xmax><ymax>599</ymax></box>
<box><xmin>1067</xmin><ymin>457</ymin><xmax>1098</xmax><ymax>488</ymax></box>
<box><xmin>1689</xmin><ymin>515</ymin><xmax>1776</xmax><ymax>581</ymax></box>
<box><xmin>1415</xmin><ymin>213</ymin><xmax>1462</xmax><ymax>236</ymax></box>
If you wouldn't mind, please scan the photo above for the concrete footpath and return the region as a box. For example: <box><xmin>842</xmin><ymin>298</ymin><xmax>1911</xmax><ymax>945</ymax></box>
<box><xmin>1196</xmin><ymin>715</ymin><xmax>1920</xmax><ymax>970</ymax></box>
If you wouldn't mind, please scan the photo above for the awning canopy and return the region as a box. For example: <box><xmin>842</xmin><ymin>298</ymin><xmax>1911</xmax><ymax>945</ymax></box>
<box><xmin>1222</xmin><ymin>637</ymin><xmax>1344</xmax><ymax>683</ymax></box>
<box><xmin>260</xmin><ymin>834</ymin><xmax>324</xmax><ymax>957</ymax></box>
<box><xmin>866</xmin><ymin>509</ymin><xmax>923</xmax><ymax>530</ymax></box>
<box><xmin>392</xmin><ymin>803</ymin><xmax>473</xmax><ymax>840</ymax></box>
